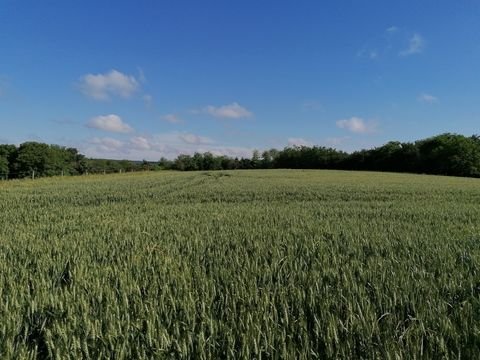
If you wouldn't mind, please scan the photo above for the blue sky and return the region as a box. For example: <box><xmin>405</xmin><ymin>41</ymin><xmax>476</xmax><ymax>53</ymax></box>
<box><xmin>1</xmin><ymin>1</ymin><xmax>479</xmax><ymax>160</ymax></box>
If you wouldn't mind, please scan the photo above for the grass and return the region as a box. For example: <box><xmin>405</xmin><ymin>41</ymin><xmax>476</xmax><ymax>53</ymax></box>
<box><xmin>0</xmin><ymin>169</ymin><xmax>479</xmax><ymax>359</ymax></box>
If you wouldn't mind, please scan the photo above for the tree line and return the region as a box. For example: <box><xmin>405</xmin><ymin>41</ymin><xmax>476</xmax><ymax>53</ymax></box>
<box><xmin>1</xmin><ymin>133</ymin><xmax>480</xmax><ymax>179</ymax></box>
<box><xmin>167</xmin><ymin>133</ymin><xmax>480</xmax><ymax>178</ymax></box>
<box><xmin>0</xmin><ymin>142</ymin><xmax>156</xmax><ymax>179</ymax></box>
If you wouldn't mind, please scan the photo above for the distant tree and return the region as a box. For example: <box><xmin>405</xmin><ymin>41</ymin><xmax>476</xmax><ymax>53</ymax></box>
<box><xmin>417</xmin><ymin>133</ymin><xmax>480</xmax><ymax>177</ymax></box>
<box><xmin>0</xmin><ymin>144</ymin><xmax>17</xmax><ymax>176</ymax></box>
<box><xmin>0</xmin><ymin>156</ymin><xmax>8</xmax><ymax>178</ymax></box>
<box><xmin>251</xmin><ymin>150</ymin><xmax>261</xmax><ymax>168</ymax></box>
<box><xmin>220</xmin><ymin>156</ymin><xmax>236</xmax><ymax>170</ymax></box>
<box><xmin>202</xmin><ymin>152</ymin><xmax>215</xmax><ymax>170</ymax></box>
<box><xmin>0</xmin><ymin>144</ymin><xmax>16</xmax><ymax>160</ymax></box>
<box><xmin>158</xmin><ymin>157</ymin><xmax>173</xmax><ymax>170</ymax></box>
<box><xmin>15</xmin><ymin>142</ymin><xmax>51</xmax><ymax>178</ymax></box>
<box><xmin>192</xmin><ymin>153</ymin><xmax>203</xmax><ymax>170</ymax></box>
<box><xmin>239</xmin><ymin>157</ymin><xmax>253</xmax><ymax>169</ymax></box>
<box><xmin>174</xmin><ymin>154</ymin><xmax>196</xmax><ymax>171</ymax></box>
<box><xmin>141</xmin><ymin>159</ymin><xmax>153</xmax><ymax>171</ymax></box>
<box><xmin>2</xmin><ymin>132</ymin><xmax>480</xmax><ymax>179</ymax></box>
<box><xmin>118</xmin><ymin>159</ymin><xmax>135</xmax><ymax>172</ymax></box>
<box><xmin>73</xmin><ymin>152</ymin><xmax>87</xmax><ymax>175</ymax></box>
<box><xmin>262</xmin><ymin>149</ymin><xmax>279</xmax><ymax>168</ymax></box>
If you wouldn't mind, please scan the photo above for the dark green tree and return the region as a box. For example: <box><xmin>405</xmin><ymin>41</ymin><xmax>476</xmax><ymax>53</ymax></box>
<box><xmin>15</xmin><ymin>142</ymin><xmax>51</xmax><ymax>178</ymax></box>
<box><xmin>0</xmin><ymin>156</ymin><xmax>8</xmax><ymax>179</ymax></box>
<box><xmin>417</xmin><ymin>133</ymin><xmax>480</xmax><ymax>177</ymax></box>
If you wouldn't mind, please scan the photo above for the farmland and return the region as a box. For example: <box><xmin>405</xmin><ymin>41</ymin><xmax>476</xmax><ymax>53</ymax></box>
<box><xmin>0</xmin><ymin>170</ymin><xmax>479</xmax><ymax>359</ymax></box>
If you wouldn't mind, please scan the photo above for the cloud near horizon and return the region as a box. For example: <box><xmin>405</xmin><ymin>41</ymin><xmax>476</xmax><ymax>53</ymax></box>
<box><xmin>88</xmin><ymin>137</ymin><xmax>124</xmax><ymax>152</ymax></box>
<box><xmin>161</xmin><ymin>114</ymin><xmax>183</xmax><ymax>124</ymax></box>
<box><xmin>82</xmin><ymin>132</ymin><xmax>253</xmax><ymax>161</ymax></box>
<box><xmin>200</xmin><ymin>102</ymin><xmax>253</xmax><ymax>119</ymax></box>
<box><xmin>288</xmin><ymin>137</ymin><xmax>314</xmax><ymax>147</ymax></box>
<box><xmin>79</xmin><ymin>70</ymin><xmax>140</xmax><ymax>100</ymax></box>
<box><xmin>87</xmin><ymin>114</ymin><xmax>134</xmax><ymax>133</ymax></box>
<box><xmin>336</xmin><ymin>117</ymin><xmax>377</xmax><ymax>134</ymax></box>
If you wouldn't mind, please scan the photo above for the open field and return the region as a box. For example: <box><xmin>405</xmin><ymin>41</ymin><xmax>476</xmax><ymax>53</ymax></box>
<box><xmin>0</xmin><ymin>170</ymin><xmax>479</xmax><ymax>359</ymax></box>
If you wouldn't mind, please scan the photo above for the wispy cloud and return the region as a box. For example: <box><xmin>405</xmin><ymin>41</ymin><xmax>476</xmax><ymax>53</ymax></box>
<box><xmin>400</xmin><ymin>33</ymin><xmax>425</xmax><ymax>56</ymax></box>
<box><xmin>87</xmin><ymin>114</ymin><xmax>134</xmax><ymax>133</ymax></box>
<box><xmin>161</xmin><ymin>113</ymin><xmax>183</xmax><ymax>124</ymax></box>
<box><xmin>386</xmin><ymin>26</ymin><xmax>398</xmax><ymax>33</ymax></box>
<box><xmin>200</xmin><ymin>102</ymin><xmax>253</xmax><ymax>119</ymax></box>
<box><xmin>178</xmin><ymin>133</ymin><xmax>213</xmax><ymax>145</ymax></box>
<box><xmin>79</xmin><ymin>69</ymin><xmax>140</xmax><ymax>100</ymax></box>
<box><xmin>357</xmin><ymin>48</ymin><xmax>380</xmax><ymax>60</ymax></box>
<box><xmin>368</xmin><ymin>50</ymin><xmax>378</xmax><ymax>59</ymax></box>
<box><xmin>82</xmin><ymin>132</ymin><xmax>253</xmax><ymax>160</ymax></box>
<box><xmin>358</xmin><ymin>28</ymin><xmax>425</xmax><ymax>60</ymax></box>
<box><xmin>325</xmin><ymin>136</ymin><xmax>351</xmax><ymax>147</ymax></box>
<box><xmin>88</xmin><ymin>137</ymin><xmax>125</xmax><ymax>152</ymax></box>
<box><xmin>417</xmin><ymin>93</ymin><xmax>438</xmax><ymax>104</ymax></box>
<box><xmin>130</xmin><ymin>136</ymin><xmax>151</xmax><ymax>150</ymax></box>
<box><xmin>143</xmin><ymin>94</ymin><xmax>153</xmax><ymax>108</ymax></box>
<box><xmin>137</xmin><ymin>67</ymin><xmax>147</xmax><ymax>84</ymax></box>
<box><xmin>288</xmin><ymin>138</ymin><xmax>314</xmax><ymax>147</ymax></box>
<box><xmin>336</xmin><ymin>117</ymin><xmax>378</xmax><ymax>134</ymax></box>
<box><xmin>301</xmin><ymin>100</ymin><xmax>323</xmax><ymax>111</ymax></box>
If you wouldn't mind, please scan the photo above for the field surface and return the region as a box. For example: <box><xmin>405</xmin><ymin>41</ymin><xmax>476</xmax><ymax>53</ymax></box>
<box><xmin>0</xmin><ymin>170</ymin><xmax>479</xmax><ymax>359</ymax></box>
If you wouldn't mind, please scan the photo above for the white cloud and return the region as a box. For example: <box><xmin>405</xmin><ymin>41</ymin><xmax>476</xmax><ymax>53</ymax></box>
<box><xmin>386</xmin><ymin>26</ymin><xmax>398</xmax><ymax>33</ymax></box>
<box><xmin>204</xmin><ymin>146</ymin><xmax>253</xmax><ymax>158</ymax></box>
<box><xmin>336</xmin><ymin>117</ymin><xmax>377</xmax><ymax>134</ymax></box>
<box><xmin>89</xmin><ymin>137</ymin><xmax>125</xmax><ymax>152</ymax></box>
<box><xmin>79</xmin><ymin>69</ymin><xmax>140</xmax><ymax>100</ymax></box>
<box><xmin>325</xmin><ymin>136</ymin><xmax>351</xmax><ymax>147</ymax></box>
<box><xmin>130</xmin><ymin>136</ymin><xmax>151</xmax><ymax>150</ymax></box>
<box><xmin>400</xmin><ymin>33</ymin><xmax>424</xmax><ymax>56</ymax></box>
<box><xmin>161</xmin><ymin>114</ymin><xmax>183</xmax><ymax>124</ymax></box>
<box><xmin>201</xmin><ymin>102</ymin><xmax>253</xmax><ymax>119</ymax></box>
<box><xmin>87</xmin><ymin>114</ymin><xmax>134</xmax><ymax>133</ymax></box>
<box><xmin>418</xmin><ymin>93</ymin><xmax>438</xmax><ymax>104</ymax></box>
<box><xmin>179</xmin><ymin>133</ymin><xmax>213</xmax><ymax>145</ymax></box>
<box><xmin>288</xmin><ymin>138</ymin><xmax>314</xmax><ymax>147</ymax></box>
<box><xmin>82</xmin><ymin>132</ymin><xmax>253</xmax><ymax>160</ymax></box>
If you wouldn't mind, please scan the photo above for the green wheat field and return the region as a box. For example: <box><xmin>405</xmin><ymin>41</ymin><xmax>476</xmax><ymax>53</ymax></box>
<box><xmin>0</xmin><ymin>170</ymin><xmax>479</xmax><ymax>359</ymax></box>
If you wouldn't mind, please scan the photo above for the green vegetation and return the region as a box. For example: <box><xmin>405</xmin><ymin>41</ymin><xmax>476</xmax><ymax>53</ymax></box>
<box><xmin>169</xmin><ymin>133</ymin><xmax>480</xmax><ymax>178</ymax></box>
<box><xmin>0</xmin><ymin>143</ymin><xmax>156</xmax><ymax>179</ymax></box>
<box><xmin>0</xmin><ymin>170</ymin><xmax>479</xmax><ymax>358</ymax></box>
<box><xmin>2</xmin><ymin>133</ymin><xmax>480</xmax><ymax>180</ymax></box>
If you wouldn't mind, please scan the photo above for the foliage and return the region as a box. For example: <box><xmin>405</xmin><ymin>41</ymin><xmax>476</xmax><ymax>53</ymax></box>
<box><xmin>2</xmin><ymin>142</ymin><xmax>87</xmax><ymax>178</ymax></box>
<box><xmin>0</xmin><ymin>170</ymin><xmax>479</xmax><ymax>358</ymax></box>
<box><xmin>0</xmin><ymin>144</ymin><xmax>17</xmax><ymax>178</ymax></box>
<box><xmin>1</xmin><ymin>133</ymin><xmax>480</xmax><ymax>180</ymax></box>
<box><xmin>416</xmin><ymin>134</ymin><xmax>480</xmax><ymax>177</ymax></box>
<box><xmin>0</xmin><ymin>155</ymin><xmax>8</xmax><ymax>178</ymax></box>
<box><xmin>84</xmin><ymin>158</ymin><xmax>152</xmax><ymax>174</ymax></box>
<box><xmin>170</xmin><ymin>133</ymin><xmax>480</xmax><ymax>178</ymax></box>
